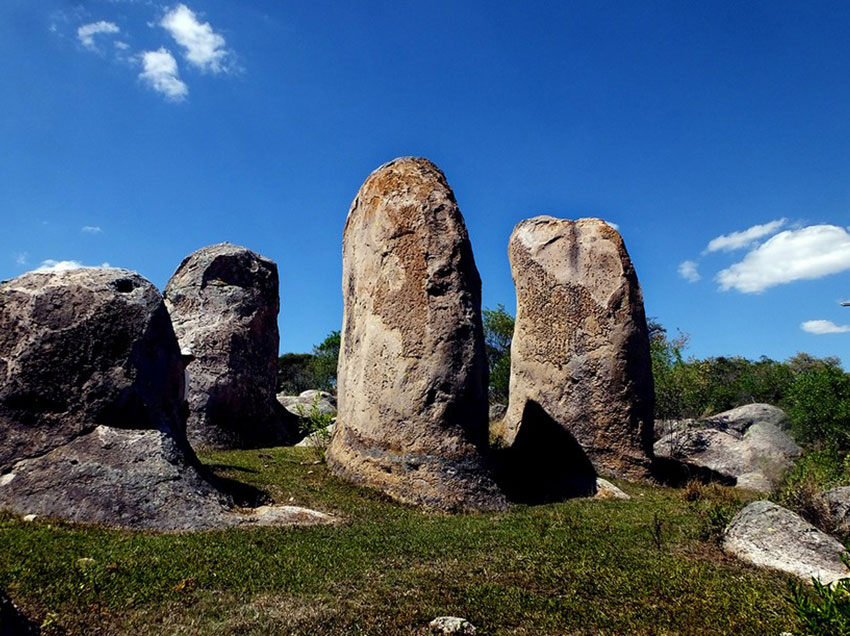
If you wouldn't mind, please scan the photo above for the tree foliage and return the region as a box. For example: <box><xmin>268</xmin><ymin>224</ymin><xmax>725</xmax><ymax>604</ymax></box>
<box><xmin>277</xmin><ymin>330</ymin><xmax>341</xmax><ymax>395</ymax></box>
<box><xmin>482</xmin><ymin>304</ymin><xmax>515</xmax><ymax>403</ymax></box>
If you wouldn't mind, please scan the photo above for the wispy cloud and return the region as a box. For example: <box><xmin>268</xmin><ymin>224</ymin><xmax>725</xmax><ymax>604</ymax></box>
<box><xmin>33</xmin><ymin>260</ymin><xmax>111</xmax><ymax>273</ymax></box>
<box><xmin>678</xmin><ymin>260</ymin><xmax>700</xmax><ymax>283</ymax></box>
<box><xmin>139</xmin><ymin>48</ymin><xmax>188</xmax><ymax>101</ymax></box>
<box><xmin>704</xmin><ymin>218</ymin><xmax>787</xmax><ymax>254</ymax></box>
<box><xmin>34</xmin><ymin>260</ymin><xmax>85</xmax><ymax>272</ymax></box>
<box><xmin>717</xmin><ymin>224</ymin><xmax>850</xmax><ymax>293</ymax></box>
<box><xmin>14</xmin><ymin>252</ymin><xmax>28</xmax><ymax>267</ymax></box>
<box><xmin>81</xmin><ymin>226</ymin><xmax>103</xmax><ymax>234</ymax></box>
<box><xmin>77</xmin><ymin>21</ymin><xmax>120</xmax><ymax>50</ymax></box>
<box><xmin>160</xmin><ymin>4</ymin><xmax>233</xmax><ymax>73</ymax></box>
<box><xmin>801</xmin><ymin>320</ymin><xmax>850</xmax><ymax>335</ymax></box>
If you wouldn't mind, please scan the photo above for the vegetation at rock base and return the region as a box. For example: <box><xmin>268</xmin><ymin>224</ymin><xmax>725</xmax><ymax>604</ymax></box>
<box><xmin>1</xmin><ymin>446</ymin><xmax>799</xmax><ymax>635</ymax></box>
<box><xmin>788</xmin><ymin>554</ymin><xmax>850</xmax><ymax>636</ymax></box>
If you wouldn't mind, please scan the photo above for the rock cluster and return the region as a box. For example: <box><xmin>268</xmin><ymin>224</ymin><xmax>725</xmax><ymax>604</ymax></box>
<box><xmin>165</xmin><ymin>243</ymin><xmax>295</xmax><ymax>449</ymax></box>
<box><xmin>503</xmin><ymin>216</ymin><xmax>655</xmax><ymax>481</ymax></box>
<box><xmin>654</xmin><ymin>403</ymin><xmax>800</xmax><ymax>492</ymax></box>
<box><xmin>327</xmin><ymin>157</ymin><xmax>505</xmax><ymax>511</ymax></box>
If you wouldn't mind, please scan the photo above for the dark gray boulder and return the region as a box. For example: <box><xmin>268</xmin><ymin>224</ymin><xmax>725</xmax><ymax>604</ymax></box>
<box><xmin>0</xmin><ymin>268</ymin><xmax>330</xmax><ymax>530</ymax></box>
<box><xmin>164</xmin><ymin>243</ymin><xmax>296</xmax><ymax>449</ymax></box>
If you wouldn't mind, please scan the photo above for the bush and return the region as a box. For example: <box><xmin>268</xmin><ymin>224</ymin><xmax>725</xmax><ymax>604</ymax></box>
<box><xmin>777</xmin><ymin>449</ymin><xmax>849</xmax><ymax>534</ymax></box>
<box><xmin>786</xmin><ymin>364</ymin><xmax>850</xmax><ymax>449</ymax></box>
<box><xmin>277</xmin><ymin>330</ymin><xmax>341</xmax><ymax>395</ymax></box>
<box><xmin>788</xmin><ymin>558</ymin><xmax>850</xmax><ymax>636</ymax></box>
<box><xmin>296</xmin><ymin>395</ymin><xmax>335</xmax><ymax>463</ymax></box>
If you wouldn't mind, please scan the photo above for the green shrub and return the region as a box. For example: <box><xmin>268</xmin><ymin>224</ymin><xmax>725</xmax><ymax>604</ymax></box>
<box><xmin>788</xmin><ymin>558</ymin><xmax>850</xmax><ymax>636</ymax></box>
<box><xmin>777</xmin><ymin>449</ymin><xmax>849</xmax><ymax>534</ymax></box>
<box><xmin>296</xmin><ymin>395</ymin><xmax>335</xmax><ymax>463</ymax></box>
<box><xmin>786</xmin><ymin>364</ymin><xmax>850</xmax><ymax>449</ymax></box>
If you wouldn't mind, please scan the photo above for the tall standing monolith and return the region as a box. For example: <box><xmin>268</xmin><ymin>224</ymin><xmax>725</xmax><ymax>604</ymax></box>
<box><xmin>503</xmin><ymin>216</ymin><xmax>654</xmax><ymax>481</ymax></box>
<box><xmin>327</xmin><ymin>157</ymin><xmax>506</xmax><ymax>511</ymax></box>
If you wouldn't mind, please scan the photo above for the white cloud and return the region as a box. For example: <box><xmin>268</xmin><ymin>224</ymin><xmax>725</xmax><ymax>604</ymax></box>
<box><xmin>34</xmin><ymin>260</ymin><xmax>84</xmax><ymax>272</ymax></box>
<box><xmin>160</xmin><ymin>4</ymin><xmax>231</xmax><ymax>73</ymax></box>
<box><xmin>77</xmin><ymin>21</ymin><xmax>120</xmax><ymax>50</ymax></box>
<box><xmin>114</xmin><ymin>41</ymin><xmax>130</xmax><ymax>50</ymax></box>
<box><xmin>717</xmin><ymin>224</ymin><xmax>850</xmax><ymax>293</ymax></box>
<box><xmin>14</xmin><ymin>252</ymin><xmax>28</xmax><ymax>266</ymax></box>
<box><xmin>81</xmin><ymin>226</ymin><xmax>103</xmax><ymax>234</ymax></box>
<box><xmin>704</xmin><ymin>218</ymin><xmax>787</xmax><ymax>254</ymax></box>
<box><xmin>33</xmin><ymin>260</ymin><xmax>111</xmax><ymax>273</ymax></box>
<box><xmin>678</xmin><ymin>260</ymin><xmax>701</xmax><ymax>283</ymax></box>
<box><xmin>139</xmin><ymin>48</ymin><xmax>188</xmax><ymax>101</ymax></box>
<box><xmin>801</xmin><ymin>320</ymin><xmax>850</xmax><ymax>335</ymax></box>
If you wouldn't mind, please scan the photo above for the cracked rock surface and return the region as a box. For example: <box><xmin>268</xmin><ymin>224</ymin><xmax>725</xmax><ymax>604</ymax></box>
<box><xmin>327</xmin><ymin>157</ymin><xmax>505</xmax><ymax>511</ymax></box>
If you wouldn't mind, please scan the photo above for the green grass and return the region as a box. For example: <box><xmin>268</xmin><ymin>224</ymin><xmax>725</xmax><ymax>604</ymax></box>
<box><xmin>0</xmin><ymin>447</ymin><xmax>800</xmax><ymax>635</ymax></box>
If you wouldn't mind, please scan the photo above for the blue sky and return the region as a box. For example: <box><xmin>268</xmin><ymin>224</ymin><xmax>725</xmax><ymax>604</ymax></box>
<box><xmin>2</xmin><ymin>1</ymin><xmax>849</xmax><ymax>366</ymax></box>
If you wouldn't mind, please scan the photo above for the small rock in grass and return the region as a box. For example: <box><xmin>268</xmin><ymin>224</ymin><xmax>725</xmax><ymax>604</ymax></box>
<box><xmin>429</xmin><ymin>616</ymin><xmax>477</xmax><ymax>635</ymax></box>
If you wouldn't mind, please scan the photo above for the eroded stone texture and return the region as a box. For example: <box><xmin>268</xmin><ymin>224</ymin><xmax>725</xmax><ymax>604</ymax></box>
<box><xmin>326</xmin><ymin>157</ymin><xmax>505</xmax><ymax>511</ymax></box>
<box><xmin>164</xmin><ymin>243</ymin><xmax>295</xmax><ymax>449</ymax></box>
<box><xmin>504</xmin><ymin>216</ymin><xmax>654</xmax><ymax>480</ymax></box>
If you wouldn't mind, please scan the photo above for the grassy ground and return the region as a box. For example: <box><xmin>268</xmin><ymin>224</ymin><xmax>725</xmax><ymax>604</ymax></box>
<box><xmin>0</xmin><ymin>447</ymin><xmax>801</xmax><ymax>635</ymax></box>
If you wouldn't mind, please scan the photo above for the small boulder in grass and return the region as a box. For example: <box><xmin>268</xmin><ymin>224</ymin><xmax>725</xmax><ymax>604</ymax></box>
<box><xmin>429</xmin><ymin>616</ymin><xmax>477</xmax><ymax>635</ymax></box>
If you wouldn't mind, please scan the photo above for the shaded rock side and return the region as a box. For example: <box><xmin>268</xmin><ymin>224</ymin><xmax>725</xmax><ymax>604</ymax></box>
<box><xmin>503</xmin><ymin>216</ymin><xmax>654</xmax><ymax>480</ymax></box>
<box><xmin>326</xmin><ymin>157</ymin><xmax>506</xmax><ymax>511</ymax></box>
<box><xmin>724</xmin><ymin>500</ymin><xmax>849</xmax><ymax>585</ymax></box>
<box><xmin>0</xmin><ymin>589</ymin><xmax>38</xmax><ymax>636</ymax></box>
<box><xmin>164</xmin><ymin>243</ymin><xmax>295</xmax><ymax>449</ymax></box>
<box><xmin>654</xmin><ymin>404</ymin><xmax>801</xmax><ymax>492</ymax></box>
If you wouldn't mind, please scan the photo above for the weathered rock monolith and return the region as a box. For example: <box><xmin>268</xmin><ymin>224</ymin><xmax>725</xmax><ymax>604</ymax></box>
<box><xmin>326</xmin><ymin>157</ymin><xmax>505</xmax><ymax>511</ymax></box>
<box><xmin>0</xmin><ymin>268</ymin><xmax>230</xmax><ymax>529</ymax></box>
<box><xmin>503</xmin><ymin>216</ymin><xmax>654</xmax><ymax>481</ymax></box>
<box><xmin>0</xmin><ymin>268</ymin><xmax>331</xmax><ymax>530</ymax></box>
<box><xmin>164</xmin><ymin>243</ymin><xmax>295</xmax><ymax>449</ymax></box>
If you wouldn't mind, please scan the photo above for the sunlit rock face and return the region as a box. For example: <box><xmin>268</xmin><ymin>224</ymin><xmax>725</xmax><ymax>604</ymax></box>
<box><xmin>327</xmin><ymin>157</ymin><xmax>506</xmax><ymax>511</ymax></box>
<box><xmin>504</xmin><ymin>216</ymin><xmax>655</xmax><ymax>481</ymax></box>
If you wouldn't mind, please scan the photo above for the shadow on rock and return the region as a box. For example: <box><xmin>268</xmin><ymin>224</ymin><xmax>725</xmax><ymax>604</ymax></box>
<box><xmin>491</xmin><ymin>401</ymin><xmax>598</xmax><ymax>504</ymax></box>
<box><xmin>649</xmin><ymin>456</ymin><xmax>736</xmax><ymax>488</ymax></box>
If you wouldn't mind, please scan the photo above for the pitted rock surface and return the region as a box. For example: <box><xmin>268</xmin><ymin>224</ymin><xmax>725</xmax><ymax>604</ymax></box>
<box><xmin>164</xmin><ymin>243</ymin><xmax>296</xmax><ymax>449</ymax></box>
<box><xmin>327</xmin><ymin>157</ymin><xmax>505</xmax><ymax>511</ymax></box>
<box><xmin>503</xmin><ymin>217</ymin><xmax>654</xmax><ymax>480</ymax></box>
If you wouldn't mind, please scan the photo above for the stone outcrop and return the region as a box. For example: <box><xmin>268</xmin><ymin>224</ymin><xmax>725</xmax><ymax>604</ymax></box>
<box><xmin>0</xmin><ymin>268</ymin><xmax>330</xmax><ymax>530</ymax></box>
<box><xmin>824</xmin><ymin>486</ymin><xmax>850</xmax><ymax>538</ymax></box>
<box><xmin>503</xmin><ymin>216</ymin><xmax>654</xmax><ymax>481</ymax></box>
<box><xmin>326</xmin><ymin>157</ymin><xmax>505</xmax><ymax>511</ymax></box>
<box><xmin>723</xmin><ymin>500</ymin><xmax>849</xmax><ymax>585</ymax></box>
<box><xmin>654</xmin><ymin>404</ymin><xmax>800</xmax><ymax>492</ymax></box>
<box><xmin>164</xmin><ymin>243</ymin><xmax>295</xmax><ymax>449</ymax></box>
